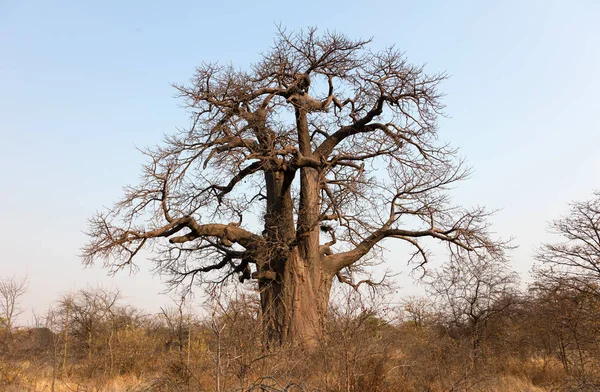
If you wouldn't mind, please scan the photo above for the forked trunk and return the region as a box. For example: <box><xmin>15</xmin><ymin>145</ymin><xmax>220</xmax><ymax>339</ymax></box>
<box><xmin>257</xmin><ymin>108</ymin><xmax>333</xmax><ymax>347</ymax></box>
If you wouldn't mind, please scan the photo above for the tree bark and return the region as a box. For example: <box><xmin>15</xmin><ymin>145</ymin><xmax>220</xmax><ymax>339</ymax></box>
<box><xmin>259</xmin><ymin>250</ymin><xmax>333</xmax><ymax>347</ymax></box>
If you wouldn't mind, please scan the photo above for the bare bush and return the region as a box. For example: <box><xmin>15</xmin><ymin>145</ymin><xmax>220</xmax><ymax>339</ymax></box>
<box><xmin>0</xmin><ymin>276</ymin><xmax>27</xmax><ymax>335</ymax></box>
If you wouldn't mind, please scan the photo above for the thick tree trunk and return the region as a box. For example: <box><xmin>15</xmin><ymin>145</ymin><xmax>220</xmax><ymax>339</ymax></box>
<box><xmin>259</xmin><ymin>251</ymin><xmax>333</xmax><ymax>347</ymax></box>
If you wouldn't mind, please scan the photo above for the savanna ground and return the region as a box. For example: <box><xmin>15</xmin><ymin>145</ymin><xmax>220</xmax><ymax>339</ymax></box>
<box><xmin>1</xmin><ymin>279</ymin><xmax>599</xmax><ymax>392</ymax></box>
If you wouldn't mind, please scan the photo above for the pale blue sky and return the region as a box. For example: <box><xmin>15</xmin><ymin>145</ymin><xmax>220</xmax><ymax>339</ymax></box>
<box><xmin>1</xmin><ymin>1</ymin><xmax>599</xmax><ymax>323</ymax></box>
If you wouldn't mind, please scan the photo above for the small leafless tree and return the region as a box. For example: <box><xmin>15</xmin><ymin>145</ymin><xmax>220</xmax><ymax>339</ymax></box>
<box><xmin>55</xmin><ymin>287</ymin><xmax>120</xmax><ymax>375</ymax></box>
<box><xmin>528</xmin><ymin>276</ymin><xmax>600</xmax><ymax>374</ymax></box>
<box><xmin>83</xmin><ymin>27</ymin><xmax>508</xmax><ymax>346</ymax></box>
<box><xmin>536</xmin><ymin>191</ymin><xmax>600</xmax><ymax>293</ymax></box>
<box><xmin>400</xmin><ymin>295</ymin><xmax>437</xmax><ymax>329</ymax></box>
<box><xmin>58</xmin><ymin>293</ymin><xmax>74</xmax><ymax>378</ymax></box>
<box><xmin>0</xmin><ymin>276</ymin><xmax>28</xmax><ymax>334</ymax></box>
<box><xmin>427</xmin><ymin>256</ymin><xmax>519</xmax><ymax>363</ymax></box>
<box><xmin>159</xmin><ymin>295</ymin><xmax>190</xmax><ymax>355</ymax></box>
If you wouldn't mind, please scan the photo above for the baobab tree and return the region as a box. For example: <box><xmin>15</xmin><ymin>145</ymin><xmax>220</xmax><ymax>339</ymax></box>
<box><xmin>83</xmin><ymin>28</ymin><xmax>507</xmax><ymax>347</ymax></box>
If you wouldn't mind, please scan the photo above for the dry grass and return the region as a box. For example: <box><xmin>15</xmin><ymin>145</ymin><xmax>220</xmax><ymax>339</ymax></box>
<box><xmin>2</xmin><ymin>286</ymin><xmax>599</xmax><ymax>392</ymax></box>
